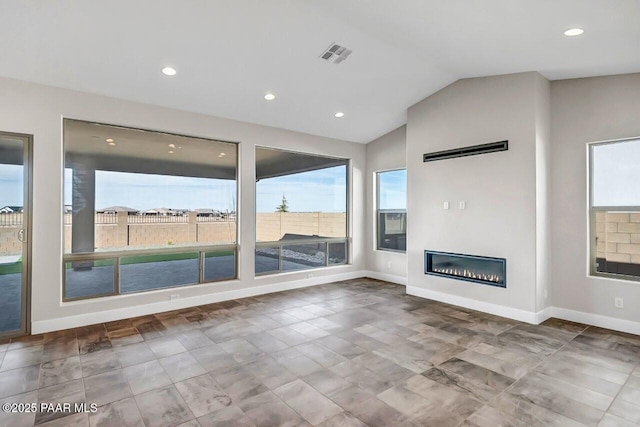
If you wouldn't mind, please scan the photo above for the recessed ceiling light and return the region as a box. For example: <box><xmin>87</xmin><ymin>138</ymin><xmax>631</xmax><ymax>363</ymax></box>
<box><xmin>334</xmin><ymin>112</ymin><xmax>344</xmax><ymax>118</ymax></box>
<box><xmin>168</xmin><ymin>150</ymin><xmax>174</xmax><ymax>154</ymax></box>
<box><xmin>264</xmin><ymin>93</ymin><xmax>276</xmax><ymax>101</ymax></box>
<box><xmin>108</xmin><ymin>142</ymin><xmax>116</xmax><ymax>147</ymax></box>
<box><xmin>161</xmin><ymin>66</ymin><xmax>177</xmax><ymax>76</ymax></box>
<box><xmin>168</xmin><ymin>143</ymin><xmax>176</xmax><ymax>148</ymax></box>
<box><xmin>218</xmin><ymin>152</ymin><xmax>226</xmax><ymax>158</ymax></box>
<box><xmin>106</xmin><ymin>138</ymin><xmax>114</xmax><ymax>143</ymax></box>
<box><xmin>564</xmin><ymin>28</ymin><xmax>584</xmax><ymax>37</ymax></box>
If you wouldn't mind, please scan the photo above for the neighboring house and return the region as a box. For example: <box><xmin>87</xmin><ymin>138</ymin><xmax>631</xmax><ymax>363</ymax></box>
<box><xmin>195</xmin><ymin>208</ymin><xmax>220</xmax><ymax>217</ymax></box>
<box><xmin>0</xmin><ymin>205</ymin><xmax>22</xmax><ymax>213</ymax></box>
<box><xmin>97</xmin><ymin>206</ymin><xmax>140</xmax><ymax>215</ymax></box>
<box><xmin>143</xmin><ymin>207</ymin><xmax>180</xmax><ymax>216</ymax></box>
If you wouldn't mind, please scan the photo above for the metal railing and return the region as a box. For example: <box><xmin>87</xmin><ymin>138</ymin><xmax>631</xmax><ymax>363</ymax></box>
<box><xmin>62</xmin><ymin>243</ymin><xmax>237</xmax><ymax>302</ymax></box>
<box><xmin>128</xmin><ymin>215</ymin><xmax>188</xmax><ymax>224</ymax></box>
<box><xmin>255</xmin><ymin>237</ymin><xmax>348</xmax><ymax>275</ymax></box>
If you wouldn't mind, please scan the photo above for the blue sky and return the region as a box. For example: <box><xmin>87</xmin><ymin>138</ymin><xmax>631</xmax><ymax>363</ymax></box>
<box><xmin>0</xmin><ymin>164</ymin><xmax>24</xmax><ymax>207</ymax></box>
<box><xmin>378</xmin><ymin>169</ymin><xmax>406</xmax><ymax>210</ymax></box>
<box><xmin>256</xmin><ymin>166</ymin><xmax>346</xmax><ymax>213</ymax></box>
<box><xmin>49</xmin><ymin>165</ymin><xmax>348</xmax><ymax>213</ymax></box>
<box><xmin>592</xmin><ymin>139</ymin><xmax>640</xmax><ymax>206</ymax></box>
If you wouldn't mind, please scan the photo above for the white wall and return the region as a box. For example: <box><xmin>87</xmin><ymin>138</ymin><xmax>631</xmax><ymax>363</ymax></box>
<box><xmin>0</xmin><ymin>76</ymin><xmax>366</xmax><ymax>333</ymax></box>
<box><xmin>365</xmin><ymin>125</ymin><xmax>407</xmax><ymax>284</ymax></box>
<box><xmin>405</xmin><ymin>72</ymin><xmax>548</xmax><ymax>321</ymax></box>
<box><xmin>534</xmin><ymin>73</ymin><xmax>552</xmax><ymax>312</ymax></box>
<box><xmin>551</xmin><ymin>73</ymin><xmax>640</xmax><ymax>323</ymax></box>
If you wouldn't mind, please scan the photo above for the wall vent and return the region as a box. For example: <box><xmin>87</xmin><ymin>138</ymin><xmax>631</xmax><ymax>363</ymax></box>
<box><xmin>423</xmin><ymin>140</ymin><xmax>508</xmax><ymax>162</ymax></box>
<box><xmin>319</xmin><ymin>42</ymin><xmax>352</xmax><ymax>64</ymax></box>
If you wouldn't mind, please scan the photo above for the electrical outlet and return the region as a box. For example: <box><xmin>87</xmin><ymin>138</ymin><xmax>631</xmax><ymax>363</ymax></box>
<box><xmin>387</xmin><ymin>261</ymin><xmax>392</xmax><ymax>269</ymax></box>
<box><xmin>170</xmin><ymin>294</ymin><xmax>180</xmax><ymax>301</ymax></box>
<box><xmin>615</xmin><ymin>297</ymin><xmax>623</xmax><ymax>309</ymax></box>
<box><xmin>443</xmin><ymin>201</ymin><xmax>450</xmax><ymax>210</ymax></box>
<box><xmin>459</xmin><ymin>201</ymin><xmax>466</xmax><ymax>210</ymax></box>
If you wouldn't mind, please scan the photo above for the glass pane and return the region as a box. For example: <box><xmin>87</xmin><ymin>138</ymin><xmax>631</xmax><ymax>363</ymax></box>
<box><xmin>120</xmin><ymin>252</ymin><xmax>199</xmax><ymax>293</ymax></box>
<box><xmin>378</xmin><ymin>212</ymin><xmax>407</xmax><ymax>251</ymax></box>
<box><xmin>282</xmin><ymin>243</ymin><xmax>326</xmax><ymax>272</ymax></box>
<box><xmin>595</xmin><ymin>211</ymin><xmax>640</xmax><ymax>279</ymax></box>
<box><xmin>256</xmin><ymin>246</ymin><xmax>280</xmax><ymax>274</ymax></box>
<box><xmin>65</xmin><ymin>260</ymin><xmax>115</xmax><ymax>299</ymax></box>
<box><xmin>204</xmin><ymin>250</ymin><xmax>236</xmax><ymax>282</ymax></box>
<box><xmin>592</xmin><ymin>139</ymin><xmax>640</xmax><ymax>207</ymax></box>
<box><xmin>0</xmin><ymin>136</ymin><xmax>25</xmax><ymax>334</ymax></box>
<box><xmin>0</xmin><ymin>259</ymin><xmax>22</xmax><ymax>332</ymax></box>
<box><xmin>378</xmin><ymin>169</ymin><xmax>406</xmax><ymax>210</ymax></box>
<box><xmin>255</xmin><ymin>148</ymin><xmax>348</xmax><ymax>243</ymax></box>
<box><xmin>64</xmin><ymin>119</ymin><xmax>238</xmax><ymax>255</ymax></box>
<box><xmin>328</xmin><ymin>242</ymin><xmax>347</xmax><ymax>265</ymax></box>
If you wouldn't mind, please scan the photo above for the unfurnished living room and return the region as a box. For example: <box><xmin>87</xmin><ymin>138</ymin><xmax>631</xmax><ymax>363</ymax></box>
<box><xmin>1</xmin><ymin>1</ymin><xmax>640</xmax><ymax>426</ymax></box>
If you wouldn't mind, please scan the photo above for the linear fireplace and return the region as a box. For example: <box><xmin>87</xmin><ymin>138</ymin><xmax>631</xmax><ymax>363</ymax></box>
<box><xmin>424</xmin><ymin>250</ymin><xmax>506</xmax><ymax>288</ymax></box>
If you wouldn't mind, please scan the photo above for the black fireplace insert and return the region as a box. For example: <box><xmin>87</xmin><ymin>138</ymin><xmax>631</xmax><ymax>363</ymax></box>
<box><xmin>424</xmin><ymin>250</ymin><xmax>506</xmax><ymax>288</ymax></box>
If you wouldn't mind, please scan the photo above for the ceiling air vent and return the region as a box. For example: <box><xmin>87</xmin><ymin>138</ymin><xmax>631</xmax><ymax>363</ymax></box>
<box><xmin>319</xmin><ymin>42</ymin><xmax>352</xmax><ymax>64</ymax></box>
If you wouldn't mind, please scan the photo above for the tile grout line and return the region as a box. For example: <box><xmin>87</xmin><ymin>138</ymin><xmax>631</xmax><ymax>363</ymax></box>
<box><xmin>458</xmin><ymin>323</ymin><xmax>588</xmax><ymax>425</ymax></box>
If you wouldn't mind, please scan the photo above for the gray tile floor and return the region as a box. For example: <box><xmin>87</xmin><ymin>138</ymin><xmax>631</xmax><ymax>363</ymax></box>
<box><xmin>0</xmin><ymin>278</ymin><xmax>639</xmax><ymax>426</ymax></box>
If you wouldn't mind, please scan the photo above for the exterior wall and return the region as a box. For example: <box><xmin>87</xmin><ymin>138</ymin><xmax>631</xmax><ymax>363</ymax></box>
<box><xmin>256</xmin><ymin>212</ymin><xmax>346</xmax><ymax>242</ymax></box>
<box><xmin>365</xmin><ymin>126</ymin><xmax>407</xmax><ymax>281</ymax></box>
<box><xmin>0</xmin><ymin>75</ymin><xmax>366</xmax><ymax>330</ymax></box>
<box><xmin>0</xmin><ymin>227</ymin><xmax>21</xmax><ymax>255</ymax></box>
<box><xmin>550</xmin><ymin>73</ymin><xmax>640</xmax><ymax>324</ymax></box>
<box><xmin>59</xmin><ymin>212</ymin><xmax>344</xmax><ymax>249</ymax></box>
<box><xmin>596</xmin><ymin>212</ymin><xmax>640</xmax><ymax>264</ymax></box>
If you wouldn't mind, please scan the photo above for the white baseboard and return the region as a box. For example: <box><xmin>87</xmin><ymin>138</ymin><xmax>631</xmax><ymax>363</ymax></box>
<box><xmin>534</xmin><ymin>306</ymin><xmax>553</xmax><ymax>325</ymax></box>
<box><xmin>32</xmin><ymin>273</ymin><xmax>640</xmax><ymax>337</ymax></box>
<box><xmin>550</xmin><ymin>306</ymin><xmax>640</xmax><ymax>336</ymax></box>
<box><xmin>364</xmin><ymin>270</ymin><xmax>407</xmax><ymax>286</ymax></box>
<box><xmin>32</xmin><ymin>270</ymin><xmax>366</xmax><ymax>334</ymax></box>
<box><xmin>405</xmin><ymin>285</ymin><xmax>640</xmax><ymax>335</ymax></box>
<box><xmin>406</xmin><ymin>285</ymin><xmax>542</xmax><ymax>324</ymax></box>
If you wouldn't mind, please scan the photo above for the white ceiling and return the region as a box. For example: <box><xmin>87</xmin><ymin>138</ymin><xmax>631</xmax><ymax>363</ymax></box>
<box><xmin>1</xmin><ymin>1</ymin><xmax>638</xmax><ymax>143</ymax></box>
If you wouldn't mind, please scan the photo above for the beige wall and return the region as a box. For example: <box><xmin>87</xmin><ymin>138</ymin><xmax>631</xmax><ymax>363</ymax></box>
<box><xmin>595</xmin><ymin>212</ymin><xmax>640</xmax><ymax>264</ymax></box>
<box><xmin>551</xmin><ymin>73</ymin><xmax>640</xmax><ymax>323</ymax></box>
<box><xmin>406</xmin><ymin>72</ymin><xmax>546</xmax><ymax>314</ymax></box>
<box><xmin>58</xmin><ymin>212</ymin><xmax>344</xmax><ymax>250</ymax></box>
<box><xmin>0</xmin><ymin>227</ymin><xmax>21</xmax><ymax>255</ymax></box>
<box><xmin>365</xmin><ymin>125</ymin><xmax>407</xmax><ymax>280</ymax></box>
<box><xmin>257</xmin><ymin>212</ymin><xmax>346</xmax><ymax>242</ymax></box>
<box><xmin>0</xmin><ymin>75</ymin><xmax>366</xmax><ymax>329</ymax></box>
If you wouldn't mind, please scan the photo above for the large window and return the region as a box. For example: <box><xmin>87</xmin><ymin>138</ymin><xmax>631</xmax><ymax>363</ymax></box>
<box><xmin>63</xmin><ymin>119</ymin><xmax>237</xmax><ymax>300</ymax></box>
<box><xmin>590</xmin><ymin>138</ymin><xmax>640</xmax><ymax>280</ymax></box>
<box><xmin>377</xmin><ymin>169</ymin><xmax>406</xmax><ymax>252</ymax></box>
<box><xmin>255</xmin><ymin>147</ymin><xmax>348</xmax><ymax>275</ymax></box>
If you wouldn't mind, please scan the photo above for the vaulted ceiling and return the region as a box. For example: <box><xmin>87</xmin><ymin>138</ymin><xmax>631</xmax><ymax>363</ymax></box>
<box><xmin>1</xmin><ymin>1</ymin><xmax>638</xmax><ymax>143</ymax></box>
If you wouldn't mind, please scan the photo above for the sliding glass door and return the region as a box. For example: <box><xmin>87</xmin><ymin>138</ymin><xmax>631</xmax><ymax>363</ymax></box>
<box><xmin>0</xmin><ymin>132</ymin><xmax>31</xmax><ymax>338</ymax></box>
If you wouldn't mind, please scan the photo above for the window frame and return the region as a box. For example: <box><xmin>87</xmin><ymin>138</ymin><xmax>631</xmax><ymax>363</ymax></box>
<box><xmin>61</xmin><ymin>118</ymin><xmax>240</xmax><ymax>302</ymax></box>
<box><xmin>375</xmin><ymin>168</ymin><xmax>407</xmax><ymax>253</ymax></box>
<box><xmin>588</xmin><ymin>137</ymin><xmax>640</xmax><ymax>282</ymax></box>
<box><xmin>254</xmin><ymin>146</ymin><xmax>351</xmax><ymax>276</ymax></box>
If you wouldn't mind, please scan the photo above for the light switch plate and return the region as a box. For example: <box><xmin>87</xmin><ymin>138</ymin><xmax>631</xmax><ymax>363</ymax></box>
<box><xmin>459</xmin><ymin>201</ymin><xmax>466</xmax><ymax>210</ymax></box>
<box><xmin>444</xmin><ymin>202</ymin><xmax>450</xmax><ymax>210</ymax></box>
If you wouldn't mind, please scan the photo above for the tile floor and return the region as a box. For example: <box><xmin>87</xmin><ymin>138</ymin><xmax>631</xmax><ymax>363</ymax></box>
<box><xmin>0</xmin><ymin>278</ymin><xmax>639</xmax><ymax>427</ymax></box>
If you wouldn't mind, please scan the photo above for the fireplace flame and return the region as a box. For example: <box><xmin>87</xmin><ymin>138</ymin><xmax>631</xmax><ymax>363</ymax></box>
<box><xmin>433</xmin><ymin>267</ymin><xmax>502</xmax><ymax>283</ymax></box>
